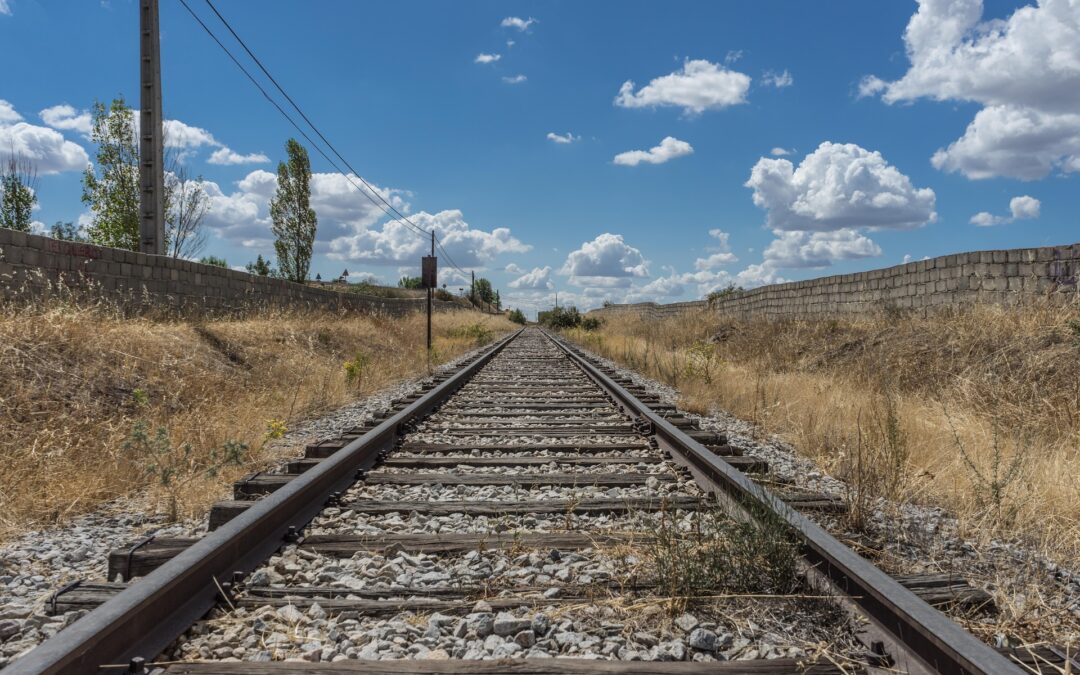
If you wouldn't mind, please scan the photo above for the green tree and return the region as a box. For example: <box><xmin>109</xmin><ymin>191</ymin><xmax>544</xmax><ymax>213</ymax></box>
<box><xmin>474</xmin><ymin>277</ymin><xmax>494</xmax><ymax>304</ymax></box>
<box><xmin>82</xmin><ymin>98</ymin><xmax>140</xmax><ymax>250</ymax></box>
<box><xmin>199</xmin><ymin>255</ymin><xmax>228</xmax><ymax>268</ymax></box>
<box><xmin>398</xmin><ymin>276</ymin><xmax>423</xmax><ymax>289</ymax></box>
<box><xmin>1</xmin><ymin>153</ymin><xmax>37</xmax><ymax>232</ymax></box>
<box><xmin>508</xmin><ymin>308</ymin><xmax>526</xmax><ymax>325</ymax></box>
<box><xmin>246</xmin><ymin>254</ymin><xmax>272</xmax><ymax>276</ymax></box>
<box><xmin>49</xmin><ymin>221</ymin><xmax>87</xmax><ymax>242</ymax></box>
<box><xmin>270</xmin><ymin>139</ymin><xmax>317</xmax><ymax>283</ymax></box>
<box><xmin>494</xmin><ymin>289</ymin><xmax>501</xmax><ymax>311</ymax></box>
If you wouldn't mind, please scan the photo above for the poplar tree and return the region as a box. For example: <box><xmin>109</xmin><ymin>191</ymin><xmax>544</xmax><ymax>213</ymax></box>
<box><xmin>0</xmin><ymin>153</ymin><xmax>37</xmax><ymax>232</ymax></box>
<box><xmin>82</xmin><ymin>98</ymin><xmax>140</xmax><ymax>250</ymax></box>
<box><xmin>270</xmin><ymin>139</ymin><xmax>317</xmax><ymax>283</ymax></box>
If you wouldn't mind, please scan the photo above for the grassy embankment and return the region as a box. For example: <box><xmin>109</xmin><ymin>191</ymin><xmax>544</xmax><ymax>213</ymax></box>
<box><xmin>566</xmin><ymin>303</ymin><xmax>1080</xmax><ymax>564</ymax></box>
<box><xmin>0</xmin><ymin>297</ymin><xmax>514</xmax><ymax>539</ymax></box>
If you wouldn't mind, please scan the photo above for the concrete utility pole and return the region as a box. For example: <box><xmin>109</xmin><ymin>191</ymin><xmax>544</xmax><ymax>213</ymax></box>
<box><xmin>426</xmin><ymin>232</ymin><xmax>434</xmax><ymax>353</ymax></box>
<box><xmin>470</xmin><ymin>271</ymin><xmax>475</xmax><ymax>307</ymax></box>
<box><xmin>139</xmin><ymin>0</ymin><xmax>165</xmax><ymax>255</ymax></box>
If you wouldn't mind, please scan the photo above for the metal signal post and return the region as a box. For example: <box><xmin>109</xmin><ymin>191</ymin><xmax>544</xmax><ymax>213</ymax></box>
<box><xmin>139</xmin><ymin>0</ymin><xmax>165</xmax><ymax>255</ymax></box>
<box><xmin>422</xmin><ymin>232</ymin><xmax>437</xmax><ymax>359</ymax></box>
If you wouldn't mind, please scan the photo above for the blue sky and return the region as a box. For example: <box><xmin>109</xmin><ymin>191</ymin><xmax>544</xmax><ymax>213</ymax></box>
<box><xmin>2</xmin><ymin>0</ymin><xmax>1078</xmax><ymax>314</ymax></box>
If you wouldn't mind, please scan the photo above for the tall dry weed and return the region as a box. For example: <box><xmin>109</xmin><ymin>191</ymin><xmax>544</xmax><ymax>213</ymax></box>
<box><xmin>566</xmin><ymin>299</ymin><xmax>1080</xmax><ymax>563</ymax></box>
<box><xmin>0</xmin><ymin>295</ymin><xmax>513</xmax><ymax>538</ymax></box>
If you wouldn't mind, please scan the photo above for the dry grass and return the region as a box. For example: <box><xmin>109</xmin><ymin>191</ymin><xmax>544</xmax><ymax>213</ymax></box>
<box><xmin>0</xmin><ymin>296</ymin><xmax>513</xmax><ymax>538</ymax></box>
<box><xmin>566</xmin><ymin>301</ymin><xmax>1080</xmax><ymax>564</ymax></box>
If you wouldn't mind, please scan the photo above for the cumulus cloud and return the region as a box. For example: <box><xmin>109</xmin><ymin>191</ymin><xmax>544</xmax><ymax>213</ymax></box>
<box><xmin>504</xmin><ymin>263</ymin><xmax>524</xmax><ymax>275</ymax></box>
<box><xmin>509</xmin><ymin>266</ymin><xmax>554</xmax><ymax>290</ymax></box>
<box><xmin>770</xmin><ymin>147</ymin><xmax>791</xmax><ymax>156</ymax></box>
<box><xmin>162</xmin><ymin>119</ymin><xmax>218</xmax><ymax>149</ymax></box>
<box><xmin>762</xmin><ymin>69</ymin><xmax>793</xmax><ymax>88</ymax></box>
<box><xmin>208</xmin><ymin>147</ymin><xmax>270</xmax><ymax>165</ymax></box>
<box><xmin>198</xmin><ymin>169</ymin><xmax>408</xmax><ymax>248</ymax></box>
<box><xmin>929</xmin><ymin>106</ymin><xmax>1080</xmax><ymax>180</ymax></box>
<box><xmin>39</xmin><ymin>104</ymin><xmax>92</xmax><ymax>135</ymax></box>
<box><xmin>614</xmin><ymin>59</ymin><xmax>751</xmax><ymax>115</ymax></box>
<box><xmin>763</xmin><ymin>229</ymin><xmax>882</xmax><ymax>268</ymax></box>
<box><xmin>694</xmin><ymin>229</ymin><xmax>738</xmax><ymax>270</ymax></box>
<box><xmin>328</xmin><ymin>209</ymin><xmax>530</xmax><ymax>268</ymax></box>
<box><xmin>613</xmin><ymin>136</ymin><xmax>693</xmax><ymax>166</ymax></box>
<box><xmin>502</xmin><ymin>74</ymin><xmax>527</xmax><ymax>84</ymax></box>
<box><xmin>475</xmin><ymin>53</ymin><xmax>501</xmax><ymax>64</ymax></box>
<box><xmin>1010</xmin><ymin>195</ymin><xmax>1041</xmax><ymax>219</ymax></box>
<box><xmin>745</xmin><ymin>141</ymin><xmax>937</xmax><ymax>232</ymax></box>
<box><xmin>969</xmin><ymin>195</ymin><xmax>1041</xmax><ymax>226</ymax></box>
<box><xmin>547</xmin><ymin>131</ymin><xmax>579</xmax><ymax>144</ymax></box>
<box><xmin>501</xmin><ymin>16</ymin><xmax>536</xmax><ymax>31</ymax></box>
<box><xmin>0</xmin><ymin>1</ymin><xmax>10</xmax><ymax>16</ymax></box>
<box><xmin>864</xmin><ymin>0</ymin><xmax>1080</xmax><ymax>179</ymax></box>
<box><xmin>560</xmin><ymin>233</ymin><xmax>649</xmax><ymax>287</ymax></box>
<box><xmin>0</xmin><ymin>102</ymin><xmax>89</xmax><ymax>174</ymax></box>
<box><xmin>0</xmin><ymin>100</ymin><xmax>20</xmax><ymax>124</ymax></box>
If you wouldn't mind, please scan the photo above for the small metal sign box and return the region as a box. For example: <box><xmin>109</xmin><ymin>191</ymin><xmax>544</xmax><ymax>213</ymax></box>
<box><xmin>422</xmin><ymin>256</ymin><xmax>438</xmax><ymax>288</ymax></box>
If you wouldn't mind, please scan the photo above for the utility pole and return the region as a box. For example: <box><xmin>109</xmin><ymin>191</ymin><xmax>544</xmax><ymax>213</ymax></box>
<box><xmin>470</xmin><ymin>271</ymin><xmax>475</xmax><ymax>307</ymax></box>
<box><xmin>426</xmin><ymin>231</ymin><xmax>433</xmax><ymax>354</ymax></box>
<box><xmin>139</xmin><ymin>0</ymin><xmax>165</xmax><ymax>255</ymax></box>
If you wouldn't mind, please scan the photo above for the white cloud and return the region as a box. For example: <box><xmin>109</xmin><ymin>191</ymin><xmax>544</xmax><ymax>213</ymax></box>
<box><xmin>162</xmin><ymin>119</ymin><xmax>218</xmax><ymax>149</ymax></box>
<box><xmin>614</xmin><ymin>59</ymin><xmax>751</xmax><ymax>115</ymax></box>
<box><xmin>198</xmin><ymin>169</ymin><xmax>407</xmax><ymax>247</ymax></box>
<box><xmin>969</xmin><ymin>211</ymin><xmax>1004</xmax><ymax>227</ymax></box>
<box><xmin>770</xmin><ymin>147</ymin><xmax>791</xmax><ymax>156</ymax></box>
<box><xmin>39</xmin><ymin>104</ymin><xmax>92</xmax><ymax>135</ymax></box>
<box><xmin>745</xmin><ymin>141</ymin><xmax>937</xmax><ymax>232</ymax></box>
<box><xmin>0</xmin><ymin>1</ymin><xmax>10</xmax><ymax>16</ymax></box>
<box><xmin>560</xmin><ymin>233</ymin><xmax>649</xmax><ymax>287</ymax></box>
<box><xmin>857</xmin><ymin>75</ymin><xmax>887</xmax><ymax>99</ymax></box>
<box><xmin>613</xmin><ymin>136</ymin><xmax>693</xmax><ymax>166</ymax></box>
<box><xmin>506</xmin><ymin>40</ymin><xmax>516</xmax><ymax>48</ymax></box>
<box><xmin>1010</xmin><ymin>195</ymin><xmax>1041</xmax><ymax>219</ymax></box>
<box><xmin>929</xmin><ymin>105</ymin><xmax>1080</xmax><ymax>180</ymax></box>
<box><xmin>504</xmin><ymin>263</ymin><xmax>524</xmax><ymax>275</ymax></box>
<box><xmin>865</xmin><ymin>0</ymin><xmax>1080</xmax><ymax>179</ymax></box>
<box><xmin>509</xmin><ymin>266</ymin><xmax>554</xmax><ymax>290</ymax></box>
<box><xmin>762</xmin><ymin>69</ymin><xmax>793</xmax><ymax>88</ymax></box>
<box><xmin>625</xmin><ymin>275</ymin><xmax>685</xmax><ymax>301</ymax></box>
<box><xmin>208</xmin><ymin>147</ymin><xmax>270</xmax><ymax>165</ymax></box>
<box><xmin>328</xmin><ymin>209</ymin><xmax>530</xmax><ymax>267</ymax></box>
<box><xmin>0</xmin><ymin>117</ymin><xmax>89</xmax><ymax>174</ymax></box>
<box><xmin>502</xmin><ymin>74</ymin><xmax>527</xmax><ymax>84</ymax></box>
<box><xmin>763</xmin><ymin>229</ymin><xmax>882</xmax><ymax>268</ymax></box>
<box><xmin>694</xmin><ymin>229</ymin><xmax>738</xmax><ymax>270</ymax></box>
<box><xmin>501</xmin><ymin>16</ymin><xmax>536</xmax><ymax>31</ymax></box>
<box><xmin>547</xmin><ymin>131</ymin><xmax>579</xmax><ymax>144</ymax></box>
<box><xmin>969</xmin><ymin>194</ymin><xmax>1041</xmax><ymax>226</ymax></box>
<box><xmin>0</xmin><ymin>99</ymin><xmax>22</xmax><ymax>124</ymax></box>
<box><xmin>475</xmin><ymin>53</ymin><xmax>501</xmax><ymax>64</ymax></box>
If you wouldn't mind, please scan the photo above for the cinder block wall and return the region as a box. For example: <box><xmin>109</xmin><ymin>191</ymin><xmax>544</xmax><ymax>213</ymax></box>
<box><xmin>0</xmin><ymin>228</ymin><xmax>461</xmax><ymax>317</ymax></box>
<box><xmin>589</xmin><ymin>242</ymin><xmax>1080</xmax><ymax>321</ymax></box>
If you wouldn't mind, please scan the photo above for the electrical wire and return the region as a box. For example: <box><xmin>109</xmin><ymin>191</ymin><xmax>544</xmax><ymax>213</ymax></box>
<box><xmin>200</xmin><ymin>0</ymin><xmax>471</xmax><ymax>278</ymax></box>
<box><xmin>176</xmin><ymin>0</ymin><xmax>432</xmax><ymax>243</ymax></box>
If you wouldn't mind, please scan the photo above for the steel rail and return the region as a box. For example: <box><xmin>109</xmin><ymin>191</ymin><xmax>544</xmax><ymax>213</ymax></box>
<box><xmin>545</xmin><ymin>330</ymin><xmax>1024</xmax><ymax>675</ymax></box>
<box><xmin>5</xmin><ymin>329</ymin><xmax>522</xmax><ymax>675</ymax></box>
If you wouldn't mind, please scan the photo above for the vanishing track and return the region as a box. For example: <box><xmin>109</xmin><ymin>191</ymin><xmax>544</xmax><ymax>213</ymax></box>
<box><xmin>7</xmin><ymin>328</ymin><xmax>1069</xmax><ymax>674</ymax></box>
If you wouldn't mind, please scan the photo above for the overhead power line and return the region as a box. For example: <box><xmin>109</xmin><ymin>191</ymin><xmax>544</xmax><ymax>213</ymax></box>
<box><xmin>183</xmin><ymin>0</ymin><xmax>472</xmax><ymax>278</ymax></box>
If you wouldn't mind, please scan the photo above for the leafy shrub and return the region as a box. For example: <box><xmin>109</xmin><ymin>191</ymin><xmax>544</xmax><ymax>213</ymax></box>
<box><xmin>449</xmin><ymin>322</ymin><xmax>493</xmax><ymax>344</ymax></box>
<box><xmin>343</xmin><ymin>352</ymin><xmax>370</xmax><ymax>384</ymax></box>
<box><xmin>508</xmin><ymin>309</ymin><xmax>527</xmax><ymax>325</ymax></box>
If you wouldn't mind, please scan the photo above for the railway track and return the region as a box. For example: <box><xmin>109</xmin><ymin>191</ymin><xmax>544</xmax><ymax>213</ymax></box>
<box><xmin>6</xmin><ymin>327</ymin><xmax>1070</xmax><ymax>674</ymax></box>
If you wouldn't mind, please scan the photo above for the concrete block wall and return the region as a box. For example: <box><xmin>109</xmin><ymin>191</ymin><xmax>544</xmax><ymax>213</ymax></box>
<box><xmin>0</xmin><ymin>227</ymin><xmax>461</xmax><ymax>317</ymax></box>
<box><xmin>589</xmin><ymin>242</ymin><xmax>1080</xmax><ymax>321</ymax></box>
